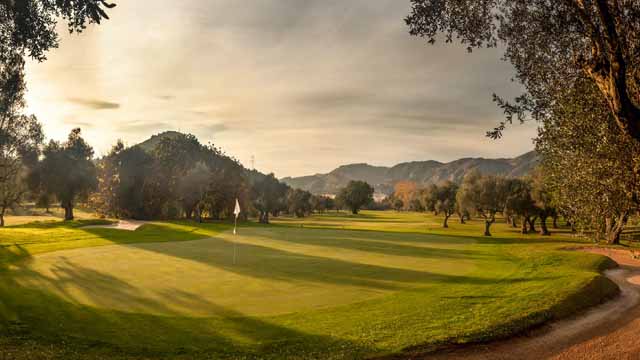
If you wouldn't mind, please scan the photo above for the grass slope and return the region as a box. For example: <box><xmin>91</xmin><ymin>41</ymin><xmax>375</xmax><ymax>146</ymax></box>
<box><xmin>0</xmin><ymin>212</ymin><xmax>619</xmax><ymax>359</ymax></box>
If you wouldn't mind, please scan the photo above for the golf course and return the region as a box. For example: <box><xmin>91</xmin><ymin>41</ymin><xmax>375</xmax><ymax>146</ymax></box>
<box><xmin>0</xmin><ymin>211</ymin><xmax>620</xmax><ymax>359</ymax></box>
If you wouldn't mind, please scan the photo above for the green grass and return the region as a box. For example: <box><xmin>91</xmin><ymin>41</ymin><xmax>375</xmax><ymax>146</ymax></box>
<box><xmin>0</xmin><ymin>211</ymin><xmax>619</xmax><ymax>359</ymax></box>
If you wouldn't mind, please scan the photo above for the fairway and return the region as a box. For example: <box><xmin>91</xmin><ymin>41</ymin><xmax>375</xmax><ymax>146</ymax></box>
<box><xmin>0</xmin><ymin>212</ymin><xmax>619</xmax><ymax>359</ymax></box>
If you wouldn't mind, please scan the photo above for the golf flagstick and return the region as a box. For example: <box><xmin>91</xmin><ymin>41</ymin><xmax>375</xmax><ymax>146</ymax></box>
<box><xmin>233</xmin><ymin>198</ymin><xmax>241</xmax><ymax>264</ymax></box>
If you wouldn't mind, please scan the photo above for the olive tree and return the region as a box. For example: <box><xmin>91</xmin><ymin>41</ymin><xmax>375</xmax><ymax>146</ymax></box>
<box><xmin>1</xmin><ymin>0</ymin><xmax>115</xmax><ymax>63</ymax></box>
<box><xmin>36</xmin><ymin>128</ymin><xmax>97</xmax><ymax>220</ymax></box>
<box><xmin>457</xmin><ymin>171</ymin><xmax>507</xmax><ymax>236</ymax></box>
<box><xmin>434</xmin><ymin>181</ymin><xmax>458</xmax><ymax>228</ymax></box>
<box><xmin>537</xmin><ymin>79</ymin><xmax>639</xmax><ymax>244</ymax></box>
<box><xmin>406</xmin><ymin>1</ymin><xmax>640</xmax><ymax>142</ymax></box>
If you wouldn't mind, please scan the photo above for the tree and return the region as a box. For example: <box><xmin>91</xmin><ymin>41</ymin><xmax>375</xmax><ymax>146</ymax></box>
<box><xmin>420</xmin><ymin>184</ymin><xmax>439</xmax><ymax>214</ymax></box>
<box><xmin>338</xmin><ymin>181</ymin><xmax>374</xmax><ymax>215</ymax></box>
<box><xmin>503</xmin><ymin>178</ymin><xmax>536</xmax><ymax>234</ymax></box>
<box><xmin>457</xmin><ymin>171</ymin><xmax>507</xmax><ymax>236</ymax></box>
<box><xmin>287</xmin><ymin>188</ymin><xmax>312</xmax><ymax>218</ymax></box>
<box><xmin>1</xmin><ymin>0</ymin><xmax>115</xmax><ymax>63</ymax></box>
<box><xmin>0</xmin><ymin>55</ymin><xmax>43</xmax><ymax>226</ymax></box>
<box><xmin>409</xmin><ymin>198</ymin><xmax>424</xmax><ymax>212</ymax></box>
<box><xmin>406</xmin><ymin>1</ymin><xmax>640</xmax><ymax>142</ymax></box>
<box><xmin>90</xmin><ymin>140</ymin><xmax>124</xmax><ymax>217</ymax></box>
<box><xmin>393</xmin><ymin>181</ymin><xmax>418</xmax><ymax>211</ymax></box>
<box><xmin>334</xmin><ymin>192</ymin><xmax>345</xmax><ymax>212</ymax></box>
<box><xmin>178</xmin><ymin>163</ymin><xmax>211</xmax><ymax>223</ymax></box>
<box><xmin>530</xmin><ymin>169</ymin><xmax>557</xmax><ymax>236</ymax></box>
<box><xmin>252</xmin><ymin>174</ymin><xmax>288</xmax><ymax>224</ymax></box>
<box><xmin>37</xmin><ymin>128</ymin><xmax>97</xmax><ymax>220</ymax></box>
<box><xmin>434</xmin><ymin>181</ymin><xmax>458</xmax><ymax>228</ymax></box>
<box><xmin>393</xmin><ymin>198</ymin><xmax>404</xmax><ymax>212</ymax></box>
<box><xmin>537</xmin><ymin>79</ymin><xmax>639</xmax><ymax>244</ymax></box>
<box><xmin>310</xmin><ymin>195</ymin><xmax>332</xmax><ymax>214</ymax></box>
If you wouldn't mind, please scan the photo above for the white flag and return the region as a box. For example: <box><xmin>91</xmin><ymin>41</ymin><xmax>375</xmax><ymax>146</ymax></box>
<box><xmin>234</xmin><ymin>198</ymin><xmax>241</xmax><ymax>218</ymax></box>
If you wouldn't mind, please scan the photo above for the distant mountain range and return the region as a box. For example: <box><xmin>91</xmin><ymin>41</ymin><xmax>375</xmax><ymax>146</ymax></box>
<box><xmin>281</xmin><ymin>151</ymin><xmax>539</xmax><ymax>195</ymax></box>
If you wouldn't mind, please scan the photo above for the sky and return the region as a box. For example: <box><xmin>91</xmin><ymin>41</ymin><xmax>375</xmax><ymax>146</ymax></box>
<box><xmin>24</xmin><ymin>0</ymin><xmax>538</xmax><ymax>178</ymax></box>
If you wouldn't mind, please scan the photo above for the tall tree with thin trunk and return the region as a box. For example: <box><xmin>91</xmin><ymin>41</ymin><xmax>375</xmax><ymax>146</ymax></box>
<box><xmin>0</xmin><ymin>54</ymin><xmax>42</xmax><ymax>227</ymax></box>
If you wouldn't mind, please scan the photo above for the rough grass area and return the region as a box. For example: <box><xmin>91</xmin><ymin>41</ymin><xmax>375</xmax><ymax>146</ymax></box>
<box><xmin>0</xmin><ymin>211</ymin><xmax>619</xmax><ymax>359</ymax></box>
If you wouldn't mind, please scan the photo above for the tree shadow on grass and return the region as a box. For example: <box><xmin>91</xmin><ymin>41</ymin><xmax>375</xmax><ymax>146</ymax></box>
<box><xmin>0</xmin><ymin>246</ymin><xmax>380</xmax><ymax>359</ymax></box>
<box><xmin>251</xmin><ymin>227</ymin><xmax>499</xmax><ymax>261</ymax></box>
<box><xmin>76</xmin><ymin>229</ymin><xmax>557</xmax><ymax>291</ymax></box>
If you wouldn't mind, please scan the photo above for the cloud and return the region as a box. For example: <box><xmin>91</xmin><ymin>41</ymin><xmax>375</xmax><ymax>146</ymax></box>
<box><xmin>27</xmin><ymin>0</ymin><xmax>535</xmax><ymax>178</ymax></box>
<box><xmin>68</xmin><ymin>98</ymin><xmax>121</xmax><ymax>110</ymax></box>
<box><xmin>117</xmin><ymin>121</ymin><xmax>170</xmax><ymax>133</ymax></box>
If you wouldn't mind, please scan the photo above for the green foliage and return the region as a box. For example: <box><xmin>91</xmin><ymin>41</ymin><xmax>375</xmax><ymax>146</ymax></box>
<box><xmin>252</xmin><ymin>173</ymin><xmax>289</xmax><ymax>223</ymax></box>
<box><xmin>433</xmin><ymin>181</ymin><xmax>458</xmax><ymax>227</ymax></box>
<box><xmin>0</xmin><ymin>0</ymin><xmax>115</xmax><ymax>63</ymax></box>
<box><xmin>406</xmin><ymin>0</ymin><xmax>640</xmax><ymax>141</ymax></box>
<box><xmin>338</xmin><ymin>180</ymin><xmax>374</xmax><ymax>214</ymax></box>
<box><xmin>457</xmin><ymin>171</ymin><xmax>508</xmax><ymax>236</ymax></box>
<box><xmin>32</xmin><ymin>128</ymin><xmax>96</xmax><ymax>221</ymax></box>
<box><xmin>93</xmin><ymin>133</ymin><xmax>249</xmax><ymax>221</ymax></box>
<box><xmin>537</xmin><ymin>79</ymin><xmax>639</xmax><ymax>244</ymax></box>
<box><xmin>0</xmin><ymin>55</ymin><xmax>43</xmax><ymax>226</ymax></box>
<box><xmin>287</xmin><ymin>188</ymin><xmax>312</xmax><ymax>218</ymax></box>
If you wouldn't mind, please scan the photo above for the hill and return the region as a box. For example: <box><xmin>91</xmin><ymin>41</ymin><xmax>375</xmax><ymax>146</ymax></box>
<box><xmin>281</xmin><ymin>151</ymin><xmax>539</xmax><ymax>195</ymax></box>
<box><xmin>136</xmin><ymin>131</ymin><xmax>186</xmax><ymax>152</ymax></box>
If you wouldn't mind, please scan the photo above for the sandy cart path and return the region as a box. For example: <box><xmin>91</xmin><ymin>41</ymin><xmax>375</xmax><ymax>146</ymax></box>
<box><xmin>83</xmin><ymin>220</ymin><xmax>148</xmax><ymax>231</ymax></box>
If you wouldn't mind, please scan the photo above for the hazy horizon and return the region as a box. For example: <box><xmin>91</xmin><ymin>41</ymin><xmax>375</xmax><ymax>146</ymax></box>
<box><xmin>24</xmin><ymin>0</ymin><xmax>538</xmax><ymax>178</ymax></box>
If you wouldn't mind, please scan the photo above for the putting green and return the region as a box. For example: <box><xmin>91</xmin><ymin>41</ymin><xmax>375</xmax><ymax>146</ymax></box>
<box><xmin>11</xmin><ymin>227</ymin><xmax>477</xmax><ymax>317</ymax></box>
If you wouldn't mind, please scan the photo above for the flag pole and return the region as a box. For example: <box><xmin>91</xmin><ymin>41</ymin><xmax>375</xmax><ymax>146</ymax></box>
<box><xmin>233</xmin><ymin>198</ymin><xmax>241</xmax><ymax>265</ymax></box>
<box><xmin>233</xmin><ymin>216</ymin><xmax>238</xmax><ymax>265</ymax></box>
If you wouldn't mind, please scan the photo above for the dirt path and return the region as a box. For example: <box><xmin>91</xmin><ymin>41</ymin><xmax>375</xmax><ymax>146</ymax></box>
<box><xmin>414</xmin><ymin>248</ymin><xmax>640</xmax><ymax>360</ymax></box>
<box><xmin>83</xmin><ymin>220</ymin><xmax>148</xmax><ymax>231</ymax></box>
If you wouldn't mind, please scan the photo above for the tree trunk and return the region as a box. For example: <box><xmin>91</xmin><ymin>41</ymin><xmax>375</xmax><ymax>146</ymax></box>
<box><xmin>605</xmin><ymin>214</ymin><xmax>628</xmax><ymax>245</ymax></box>
<box><xmin>443</xmin><ymin>213</ymin><xmax>450</xmax><ymax>228</ymax></box>
<box><xmin>458</xmin><ymin>212</ymin><xmax>465</xmax><ymax>224</ymax></box>
<box><xmin>259</xmin><ymin>211</ymin><xmax>269</xmax><ymax>224</ymax></box>
<box><xmin>527</xmin><ymin>216</ymin><xmax>537</xmax><ymax>233</ymax></box>
<box><xmin>521</xmin><ymin>218</ymin><xmax>528</xmax><ymax>234</ymax></box>
<box><xmin>583</xmin><ymin>1</ymin><xmax>640</xmax><ymax>141</ymax></box>
<box><xmin>511</xmin><ymin>216</ymin><xmax>518</xmax><ymax>228</ymax></box>
<box><xmin>352</xmin><ymin>208</ymin><xmax>358</xmax><ymax>215</ymax></box>
<box><xmin>0</xmin><ymin>207</ymin><xmax>4</xmax><ymax>227</ymax></box>
<box><xmin>63</xmin><ymin>202</ymin><xmax>74</xmax><ymax>221</ymax></box>
<box><xmin>484</xmin><ymin>220</ymin><xmax>493</xmax><ymax>237</ymax></box>
<box><xmin>540</xmin><ymin>215</ymin><xmax>550</xmax><ymax>236</ymax></box>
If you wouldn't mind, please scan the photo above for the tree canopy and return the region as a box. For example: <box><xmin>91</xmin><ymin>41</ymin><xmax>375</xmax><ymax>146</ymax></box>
<box><xmin>1</xmin><ymin>0</ymin><xmax>116</xmax><ymax>62</ymax></box>
<box><xmin>406</xmin><ymin>1</ymin><xmax>640</xmax><ymax>141</ymax></box>
<box><xmin>35</xmin><ymin>128</ymin><xmax>96</xmax><ymax>220</ymax></box>
<box><xmin>338</xmin><ymin>180</ymin><xmax>374</xmax><ymax>215</ymax></box>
